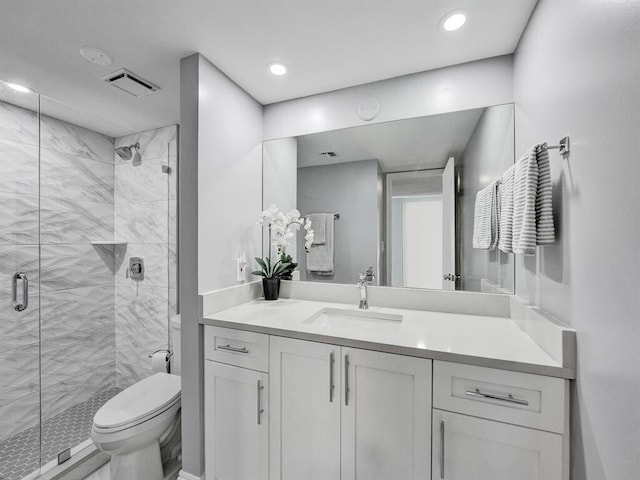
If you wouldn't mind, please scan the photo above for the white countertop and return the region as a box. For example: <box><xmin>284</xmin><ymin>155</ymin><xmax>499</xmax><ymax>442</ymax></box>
<box><xmin>201</xmin><ymin>297</ymin><xmax>573</xmax><ymax>378</ymax></box>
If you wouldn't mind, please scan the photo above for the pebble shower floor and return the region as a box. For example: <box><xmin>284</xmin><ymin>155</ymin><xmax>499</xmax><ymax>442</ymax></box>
<box><xmin>0</xmin><ymin>388</ymin><xmax>121</xmax><ymax>480</ymax></box>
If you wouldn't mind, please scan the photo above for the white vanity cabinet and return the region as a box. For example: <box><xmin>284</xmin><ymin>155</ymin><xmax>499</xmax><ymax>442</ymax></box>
<box><xmin>432</xmin><ymin>361</ymin><xmax>569</xmax><ymax>480</ymax></box>
<box><xmin>204</xmin><ymin>327</ymin><xmax>270</xmax><ymax>480</ymax></box>
<box><xmin>269</xmin><ymin>336</ymin><xmax>433</xmax><ymax>480</ymax></box>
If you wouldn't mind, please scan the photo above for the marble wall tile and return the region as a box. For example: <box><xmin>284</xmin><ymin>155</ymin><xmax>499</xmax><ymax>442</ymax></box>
<box><xmin>115</xmin><ymin>283</ymin><xmax>168</xmax><ymax>331</ymax></box>
<box><xmin>41</xmin><ymin>362</ymin><xmax>115</xmax><ymax>421</ymax></box>
<box><xmin>0</xmin><ymin>299</ymin><xmax>39</xmax><ymax>344</ymax></box>
<box><xmin>0</xmin><ymin>392</ymin><xmax>39</xmax><ymax>442</ymax></box>
<box><xmin>41</xmin><ymin>115</ymin><xmax>114</xmax><ymax>165</ymax></box>
<box><xmin>0</xmin><ymin>192</ymin><xmax>39</xmax><ymax>244</ymax></box>
<box><xmin>41</xmin><ymin>149</ymin><xmax>114</xmax><ymax>204</ymax></box>
<box><xmin>40</xmin><ymin>284</ymin><xmax>115</xmax><ymax>335</ymax></box>
<box><xmin>41</xmin><ymin>244</ymin><xmax>114</xmax><ymax>291</ymax></box>
<box><xmin>115</xmin><ymin>125</ymin><xmax>177</xmax><ymax>162</ymax></box>
<box><xmin>169</xmin><ymin>288</ymin><xmax>177</xmax><ymax>318</ymax></box>
<box><xmin>40</xmin><ymin>196</ymin><xmax>113</xmax><ymax>244</ymax></box>
<box><xmin>0</xmin><ymin>138</ymin><xmax>39</xmax><ymax>195</ymax></box>
<box><xmin>41</xmin><ymin>325</ymin><xmax>114</xmax><ymax>390</ymax></box>
<box><xmin>114</xmin><ymin>200</ymin><xmax>167</xmax><ymax>244</ymax></box>
<box><xmin>0</xmin><ymin>101</ymin><xmax>38</xmax><ymax>146</ymax></box>
<box><xmin>114</xmin><ymin>243</ymin><xmax>168</xmax><ymax>287</ymax></box>
<box><xmin>114</xmin><ymin>158</ymin><xmax>168</xmax><ymax>204</ymax></box>
<box><xmin>168</xmin><ymin>154</ymin><xmax>177</xmax><ymax>201</ymax></box>
<box><xmin>0</xmin><ymin>243</ymin><xmax>39</xmax><ymax>285</ymax></box>
<box><xmin>0</xmin><ymin>342</ymin><xmax>39</xmax><ymax>407</ymax></box>
<box><xmin>115</xmin><ymin>323</ymin><xmax>167</xmax><ymax>389</ymax></box>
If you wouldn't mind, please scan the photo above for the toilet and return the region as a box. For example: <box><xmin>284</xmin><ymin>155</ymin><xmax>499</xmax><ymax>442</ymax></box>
<box><xmin>91</xmin><ymin>373</ymin><xmax>182</xmax><ymax>480</ymax></box>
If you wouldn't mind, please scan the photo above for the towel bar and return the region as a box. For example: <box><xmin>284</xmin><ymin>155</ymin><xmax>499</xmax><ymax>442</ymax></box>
<box><xmin>544</xmin><ymin>136</ymin><xmax>570</xmax><ymax>156</ymax></box>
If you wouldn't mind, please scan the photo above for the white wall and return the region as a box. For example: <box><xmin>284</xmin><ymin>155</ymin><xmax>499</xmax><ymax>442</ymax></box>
<box><xmin>513</xmin><ymin>1</ymin><xmax>640</xmax><ymax>478</ymax></box>
<box><xmin>198</xmin><ymin>57</ymin><xmax>263</xmax><ymax>293</ymax></box>
<box><xmin>179</xmin><ymin>53</ymin><xmax>263</xmax><ymax>479</ymax></box>
<box><xmin>264</xmin><ymin>55</ymin><xmax>514</xmax><ymax>140</ymax></box>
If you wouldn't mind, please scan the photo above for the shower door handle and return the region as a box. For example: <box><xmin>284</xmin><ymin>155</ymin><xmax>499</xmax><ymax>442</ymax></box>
<box><xmin>12</xmin><ymin>272</ymin><xmax>28</xmax><ymax>312</ymax></box>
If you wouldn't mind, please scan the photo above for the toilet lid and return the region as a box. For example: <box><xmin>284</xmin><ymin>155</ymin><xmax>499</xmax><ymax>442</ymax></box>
<box><xmin>94</xmin><ymin>373</ymin><xmax>181</xmax><ymax>430</ymax></box>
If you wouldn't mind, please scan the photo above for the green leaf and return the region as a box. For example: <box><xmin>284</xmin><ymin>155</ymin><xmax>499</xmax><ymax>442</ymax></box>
<box><xmin>251</xmin><ymin>270</ymin><xmax>266</xmax><ymax>277</ymax></box>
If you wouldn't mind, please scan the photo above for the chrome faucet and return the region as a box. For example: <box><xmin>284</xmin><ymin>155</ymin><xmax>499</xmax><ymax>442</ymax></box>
<box><xmin>357</xmin><ymin>267</ymin><xmax>375</xmax><ymax>309</ymax></box>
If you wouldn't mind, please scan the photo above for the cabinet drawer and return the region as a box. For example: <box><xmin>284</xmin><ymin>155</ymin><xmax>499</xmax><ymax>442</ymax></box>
<box><xmin>204</xmin><ymin>326</ymin><xmax>269</xmax><ymax>372</ymax></box>
<box><xmin>433</xmin><ymin>361</ymin><xmax>566</xmax><ymax>434</ymax></box>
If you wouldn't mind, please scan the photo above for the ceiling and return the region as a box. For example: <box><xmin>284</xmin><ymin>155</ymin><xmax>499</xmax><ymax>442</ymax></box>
<box><xmin>0</xmin><ymin>0</ymin><xmax>537</xmax><ymax>137</ymax></box>
<box><xmin>297</xmin><ymin>108</ymin><xmax>485</xmax><ymax>172</ymax></box>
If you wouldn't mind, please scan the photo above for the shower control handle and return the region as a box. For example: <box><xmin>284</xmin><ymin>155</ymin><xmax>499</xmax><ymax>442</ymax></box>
<box><xmin>12</xmin><ymin>272</ymin><xmax>28</xmax><ymax>312</ymax></box>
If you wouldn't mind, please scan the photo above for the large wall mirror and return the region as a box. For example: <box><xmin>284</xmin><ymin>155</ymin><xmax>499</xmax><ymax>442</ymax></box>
<box><xmin>263</xmin><ymin>103</ymin><xmax>515</xmax><ymax>294</ymax></box>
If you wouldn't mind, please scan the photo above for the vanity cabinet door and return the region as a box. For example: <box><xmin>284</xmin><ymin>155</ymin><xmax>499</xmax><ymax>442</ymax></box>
<box><xmin>270</xmin><ymin>336</ymin><xmax>342</xmax><ymax>480</ymax></box>
<box><xmin>204</xmin><ymin>361</ymin><xmax>268</xmax><ymax>480</ymax></box>
<box><xmin>432</xmin><ymin>409</ymin><xmax>564</xmax><ymax>480</ymax></box>
<box><xmin>341</xmin><ymin>348</ymin><xmax>432</xmax><ymax>480</ymax></box>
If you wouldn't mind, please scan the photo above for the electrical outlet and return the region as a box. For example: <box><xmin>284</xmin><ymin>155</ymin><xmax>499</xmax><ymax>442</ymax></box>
<box><xmin>236</xmin><ymin>257</ymin><xmax>246</xmax><ymax>282</ymax></box>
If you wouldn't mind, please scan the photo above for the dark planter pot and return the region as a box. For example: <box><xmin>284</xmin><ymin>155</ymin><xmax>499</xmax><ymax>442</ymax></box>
<box><xmin>262</xmin><ymin>277</ymin><xmax>281</xmax><ymax>301</ymax></box>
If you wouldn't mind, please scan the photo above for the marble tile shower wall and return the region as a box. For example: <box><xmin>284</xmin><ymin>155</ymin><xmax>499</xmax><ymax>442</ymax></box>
<box><xmin>114</xmin><ymin>125</ymin><xmax>177</xmax><ymax>388</ymax></box>
<box><xmin>0</xmin><ymin>101</ymin><xmax>117</xmax><ymax>442</ymax></box>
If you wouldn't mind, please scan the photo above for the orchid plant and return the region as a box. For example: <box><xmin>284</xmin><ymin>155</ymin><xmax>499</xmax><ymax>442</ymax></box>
<box><xmin>253</xmin><ymin>204</ymin><xmax>315</xmax><ymax>279</ymax></box>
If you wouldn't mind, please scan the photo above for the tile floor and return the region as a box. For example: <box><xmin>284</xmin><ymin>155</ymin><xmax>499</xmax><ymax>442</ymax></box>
<box><xmin>0</xmin><ymin>387</ymin><xmax>121</xmax><ymax>480</ymax></box>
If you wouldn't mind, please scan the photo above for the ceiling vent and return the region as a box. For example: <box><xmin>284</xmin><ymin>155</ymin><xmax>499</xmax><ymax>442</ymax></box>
<box><xmin>102</xmin><ymin>69</ymin><xmax>159</xmax><ymax>98</ymax></box>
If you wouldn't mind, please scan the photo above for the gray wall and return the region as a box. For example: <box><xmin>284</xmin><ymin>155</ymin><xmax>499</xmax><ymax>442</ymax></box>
<box><xmin>458</xmin><ymin>104</ymin><xmax>514</xmax><ymax>292</ymax></box>
<box><xmin>297</xmin><ymin>159</ymin><xmax>380</xmax><ymax>284</ymax></box>
<box><xmin>513</xmin><ymin>1</ymin><xmax>640</xmax><ymax>478</ymax></box>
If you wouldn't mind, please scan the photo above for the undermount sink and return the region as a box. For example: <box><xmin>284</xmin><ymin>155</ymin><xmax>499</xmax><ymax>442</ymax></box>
<box><xmin>303</xmin><ymin>307</ymin><xmax>403</xmax><ymax>330</ymax></box>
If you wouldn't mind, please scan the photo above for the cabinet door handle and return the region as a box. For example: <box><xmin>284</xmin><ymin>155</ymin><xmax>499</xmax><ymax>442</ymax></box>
<box><xmin>217</xmin><ymin>344</ymin><xmax>249</xmax><ymax>354</ymax></box>
<box><xmin>465</xmin><ymin>388</ymin><xmax>529</xmax><ymax>406</ymax></box>
<box><xmin>344</xmin><ymin>354</ymin><xmax>350</xmax><ymax>406</ymax></box>
<box><xmin>257</xmin><ymin>380</ymin><xmax>264</xmax><ymax>425</ymax></box>
<box><xmin>329</xmin><ymin>351</ymin><xmax>335</xmax><ymax>403</ymax></box>
<box><xmin>440</xmin><ymin>420</ymin><xmax>445</xmax><ymax>479</ymax></box>
<box><xmin>12</xmin><ymin>272</ymin><xmax>28</xmax><ymax>312</ymax></box>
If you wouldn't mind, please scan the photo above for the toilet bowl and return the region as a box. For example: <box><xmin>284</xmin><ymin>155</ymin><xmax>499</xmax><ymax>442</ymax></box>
<box><xmin>91</xmin><ymin>373</ymin><xmax>182</xmax><ymax>480</ymax></box>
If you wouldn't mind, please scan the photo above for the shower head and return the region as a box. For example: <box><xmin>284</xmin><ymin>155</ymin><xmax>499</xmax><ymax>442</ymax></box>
<box><xmin>115</xmin><ymin>142</ymin><xmax>140</xmax><ymax>161</ymax></box>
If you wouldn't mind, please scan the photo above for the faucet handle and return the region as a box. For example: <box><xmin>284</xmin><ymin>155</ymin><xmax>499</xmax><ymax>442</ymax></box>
<box><xmin>365</xmin><ymin>266</ymin><xmax>375</xmax><ymax>283</ymax></box>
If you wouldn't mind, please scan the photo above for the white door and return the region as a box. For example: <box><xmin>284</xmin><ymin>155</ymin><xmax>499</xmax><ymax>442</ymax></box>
<box><xmin>442</xmin><ymin>157</ymin><xmax>456</xmax><ymax>290</ymax></box>
<box><xmin>341</xmin><ymin>348</ymin><xmax>432</xmax><ymax>480</ymax></box>
<box><xmin>270</xmin><ymin>337</ymin><xmax>342</xmax><ymax>480</ymax></box>
<box><xmin>204</xmin><ymin>361</ymin><xmax>269</xmax><ymax>480</ymax></box>
<box><xmin>432</xmin><ymin>409</ymin><xmax>564</xmax><ymax>480</ymax></box>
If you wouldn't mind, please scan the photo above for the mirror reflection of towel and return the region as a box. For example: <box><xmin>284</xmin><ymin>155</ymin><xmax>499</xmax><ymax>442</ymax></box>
<box><xmin>472</xmin><ymin>181</ymin><xmax>500</xmax><ymax>249</ymax></box>
<box><xmin>307</xmin><ymin>214</ymin><xmax>334</xmax><ymax>273</ymax></box>
<box><xmin>308</xmin><ymin>213</ymin><xmax>327</xmax><ymax>245</ymax></box>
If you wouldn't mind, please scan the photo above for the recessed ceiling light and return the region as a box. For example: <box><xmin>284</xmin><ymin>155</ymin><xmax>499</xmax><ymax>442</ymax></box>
<box><xmin>268</xmin><ymin>62</ymin><xmax>288</xmax><ymax>76</ymax></box>
<box><xmin>441</xmin><ymin>10</ymin><xmax>467</xmax><ymax>32</ymax></box>
<box><xmin>79</xmin><ymin>46</ymin><xmax>113</xmax><ymax>66</ymax></box>
<box><xmin>7</xmin><ymin>82</ymin><xmax>33</xmax><ymax>93</ymax></box>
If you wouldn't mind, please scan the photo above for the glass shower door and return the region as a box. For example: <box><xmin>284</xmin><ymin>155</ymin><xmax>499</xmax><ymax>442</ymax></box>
<box><xmin>0</xmin><ymin>81</ymin><xmax>42</xmax><ymax>480</ymax></box>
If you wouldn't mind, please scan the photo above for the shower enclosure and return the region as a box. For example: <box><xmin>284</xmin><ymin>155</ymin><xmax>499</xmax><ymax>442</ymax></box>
<box><xmin>0</xmin><ymin>80</ymin><xmax>178</xmax><ymax>480</ymax></box>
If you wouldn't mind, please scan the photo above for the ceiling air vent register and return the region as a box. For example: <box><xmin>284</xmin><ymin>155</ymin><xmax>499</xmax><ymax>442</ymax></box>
<box><xmin>102</xmin><ymin>69</ymin><xmax>160</xmax><ymax>98</ymax></box>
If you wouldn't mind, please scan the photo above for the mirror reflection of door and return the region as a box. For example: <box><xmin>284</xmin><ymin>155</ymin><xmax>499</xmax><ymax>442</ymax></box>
<box><xmin>386</xmin><ymin>165</ymin><xmax>455</xmax><ymax>290</ymax></box>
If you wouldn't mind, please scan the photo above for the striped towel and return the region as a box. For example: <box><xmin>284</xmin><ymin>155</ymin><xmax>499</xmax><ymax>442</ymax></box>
<box><xmin>535</xmin><ymin>146</ymin><xmax>555</xmax><ymax>244</ymax></box>
<box><xmin>513</xmin><ymin>147</ymin><xmax>539</xmax><ymax>254</ymax></box>
<box><xmin>498</xmin><ymin>164</ymin><xmax>515</xmax><ymax>253</ymax></box>
<box><xmin>473</xmin><ymin>181</ymin><xmax>500</xmax><ymax>250</ymax></box>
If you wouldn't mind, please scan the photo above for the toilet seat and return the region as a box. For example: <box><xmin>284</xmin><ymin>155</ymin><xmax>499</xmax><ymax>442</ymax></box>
<box><xmin>93</xmin><ymin>372</ymin><xmax>181</xmax><ymax>433</ymax></box>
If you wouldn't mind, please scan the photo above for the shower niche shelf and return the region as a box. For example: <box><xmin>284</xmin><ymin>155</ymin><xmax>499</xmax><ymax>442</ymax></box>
<box><xmin>90</xmin><ymin>240</ymin><xmax>128</xmax><ymax>245</ymax></box>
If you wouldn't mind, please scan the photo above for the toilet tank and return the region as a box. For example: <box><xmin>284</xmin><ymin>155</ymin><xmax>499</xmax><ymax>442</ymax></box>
<box><xmin>170</xmin><ymin>314</ymin><xmax>181</xmax><ymax>375</ymax></box>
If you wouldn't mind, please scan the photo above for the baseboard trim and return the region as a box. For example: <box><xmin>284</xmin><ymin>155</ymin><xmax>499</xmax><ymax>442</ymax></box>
<box><xmin>177</xmin><ymin>470</ymin><xmax>203</xmax><ymax>480</ymax></box>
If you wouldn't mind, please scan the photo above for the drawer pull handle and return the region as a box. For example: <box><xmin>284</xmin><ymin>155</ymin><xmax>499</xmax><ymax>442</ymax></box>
<box><xmin>440</xmin><ymin>420</ymin><xmax>445</xmax><ymax>479</ymax></box>
<box><xmin>217</xmin><ymin>344</ymin><xmax>249</xmax><ymax>354</ymax></box>
<box><xmin>465</xmin><ymin>388</ymin><xmax>529</xmax><ymax>406</ymax></box>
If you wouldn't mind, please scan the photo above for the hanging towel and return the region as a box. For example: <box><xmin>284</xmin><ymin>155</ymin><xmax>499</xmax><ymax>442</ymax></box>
<box><xmin>535</xmin><ymin>145</ymin><xmax>555</xmax><ymax>244</ymax></box>
<box><xmin>512</xmin><ymin>147</ymin><xmax>539</xmax><ymax>254</ymax></box>
<box><xmin>308</xmin><ymin>213</ymin><xmax>327</xmax><ymax>245</ymax></box>
<box><xmin>306</xmin><ymin>213</ymin><xmax>334</xmax><ymax>274</ymax></box>
<box><xmin>498</xmin><ymin>164</ymin><xmax>516</xmax><ymax>253</ymax></box>
<box><xmin>472</xmin><ymin>181</ymin><xmax>500</xmax><ymax>250</ymax></box>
